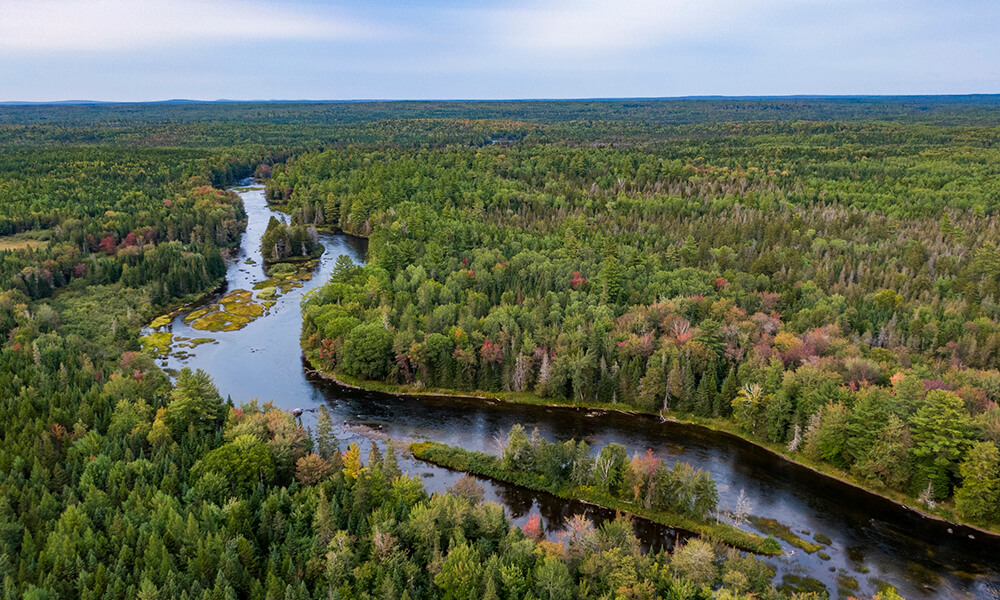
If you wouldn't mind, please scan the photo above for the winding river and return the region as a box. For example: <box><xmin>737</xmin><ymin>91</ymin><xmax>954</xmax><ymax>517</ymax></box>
<box><xmin>153</xmin><ymin>183</ymin><xmax>1000</xmax><ymax>600</ymax></box>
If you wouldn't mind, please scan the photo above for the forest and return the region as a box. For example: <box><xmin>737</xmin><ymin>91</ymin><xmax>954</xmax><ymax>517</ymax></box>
<box><xmin>281</xmin><ymin>121</ymin><xmax>1000</xmax><ymax>528</ymax></box>
<box><xmin>3</xmin><ymin>98</ymin><xmax>1000</xmax><ymax>599</ymax></box>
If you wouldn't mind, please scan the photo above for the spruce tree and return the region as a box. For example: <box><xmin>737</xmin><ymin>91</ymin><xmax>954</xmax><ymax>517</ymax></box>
<box><xmin>676</xmin><ymin>359</ymin><xmax>696</xmax><ymax>413</ymax></box>
<box><xmin>315</xmin><ymin>405</ymin><xmax>339</xmax><ymax>460</ymax></box>
<box><xmin>667</xmin><ymin>358</ymin><xmax>684</xmax><ymax>412</ymax></box>
<box><xmin>718</xmin><ymin>366</ymin><xmax>738</xmax><ymax>417</ymax></box>
<box><xmin>694</xmin><ymin>369</ymin><xmax>715</xmax><ymax>418</ymax></box>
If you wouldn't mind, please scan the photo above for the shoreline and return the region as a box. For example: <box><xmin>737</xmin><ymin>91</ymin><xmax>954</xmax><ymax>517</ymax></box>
<box><xmin>410</xmin><ymin>445</ymin><xmax>702</xmax><ymax>546</ymax></box>
<box><xmin>142</xmin><ymin>277</ymin><xmax>228</xmax><ymax>331</ymax></box>
<box><xmin>409</xmin><ymin>440</ymin><xmax>782</xmax><ymax>555</ymax></box>
<box><xmin>142</xmin><ymin>183</ymin><xmax>250</xmax><ymax>331</ymax></box>
<box><xmin>303</xmin><ymin>353</ymin><xmax>1000</xmax><ymax>545</ymax></box>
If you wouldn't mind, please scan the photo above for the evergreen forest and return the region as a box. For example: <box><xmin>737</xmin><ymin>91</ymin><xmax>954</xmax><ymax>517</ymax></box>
<box><xmin>3</xmin><ymin>97</ymin><xmax>1000</xmax><ymax>599</ymax></box>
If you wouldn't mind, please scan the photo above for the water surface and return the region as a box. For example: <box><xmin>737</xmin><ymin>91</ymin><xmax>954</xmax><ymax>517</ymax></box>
<box><xmin>157</xmin><ymin>183</ymin><xmax>1000</xmax><ymax>599</ymax></box>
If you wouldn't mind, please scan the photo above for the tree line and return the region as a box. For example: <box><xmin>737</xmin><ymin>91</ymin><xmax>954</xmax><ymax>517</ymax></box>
<box><xmin>2</xmin><ymin>100</ymin><xmax>980</xmax><ymax>598</ymax></box>
<box><xmin>286</xmin><ymin>136</ymin><xmax>1000</xmax><ymax>526</ymax></box>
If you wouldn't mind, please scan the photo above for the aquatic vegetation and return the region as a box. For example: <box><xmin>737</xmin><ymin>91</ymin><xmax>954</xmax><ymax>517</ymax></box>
<box><xmin>846</xmin><ymin>547</ymin><xmax>866</xmax><ymax>563</ymax></box>
<box><xmin>219</xmin><ymin>289</ymin><xmax>254</xmax><ymax>304</ymax></box>
<box><xmin>148</xmin><ymin>314</ymin><xmax>172</xmax><ymax>329</ymax></box>
<box><xmin>871</xmin><ymin>579</ymin><xmax>901</xmax><ymax>596</ymax></box>
<box><xmin>190</xmin><ymin>308</ymin><xmax>253</xmax><ymax>332</ymax></box>
<box><xmin>836</xmin><ymin>573</ymin><xmax>860</xmax><ymax>594</ymax></box>
<box><xmin>814</xmin><ymin>532</ymin><xmax>832</xmax><ymax>545</ymax></box>
<box><xmin>185</xmin><ymin>289</ymin><xmax>267</xmax><ymax>331</ymax></box>
<box><xmin>747</xmin><ymin>516</ymin><xmax>823</xmax><ymax>553</ymax></box>
<box><xmin>219</xmin><ymin>290</ymin><xmax>265</xmax><ymax>317</ymax></box>
<box><xmin>266</xmin><ymin>262</ymin><xmax>298</xmax><ymax>278</ymax></box>
<box><xmin>777</xmin><ymin>574</ymin><xmax>828</xmax><ymax>597</ymax></box>
<box><xmin>174</xmin><ymin>336</ymin><xmax>216</xmax><ymax>349</ymax></box>
<box><xmin>905</xmin><ymin>560</ymin><xmax>942</xmax><ymax>588</ymax></box>
<box><xmin>223</xmin><ymin>302</ymin><xmax>264</xmax><ymax>318</ymax></box>
<box><xmin>184</xmin><ymin>307</ymin><xmax>210</xmax><ymax>324</ymax></box>
<box><xmin>251</xmin><ymin>262</ymin><xmax>313</xmax><ymax>298</ymax></box>
<box><xmin>253</xmin><ymin>277</ymin><xmax>304</xmax><ymax>294</ymax></box>
<box><xmin>141</xmin><ymin>331</ymin><xmax>173</xmax><ymax>355</ymax></box>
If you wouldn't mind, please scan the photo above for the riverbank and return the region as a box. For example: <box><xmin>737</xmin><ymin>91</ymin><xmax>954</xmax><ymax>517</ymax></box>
<box><xmin>159</xmin><ymin>181</ymin><xmax>997</xmax><ymax>596</ymax></box>
<box><xmin>143</xmin><ymin>183</ymin><xmax>251</xmax><ymax>330</ymax></box>
<box><xmin>143</xmin><ymin>278</ymin><xmax>228</xmax><ymax>330</ymax></box>
<box><xmin>304</xmin><ymin>353</ymin><xmax>1000</xmax><ymax>544</ymax></box>
<box><xmin>409</xmin><ymin>440</ymin><xmax>783</xmax><ymax>555</ymax></box>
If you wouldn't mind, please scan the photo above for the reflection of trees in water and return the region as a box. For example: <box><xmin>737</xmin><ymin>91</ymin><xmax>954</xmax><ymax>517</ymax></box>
<box><xmin>635</xmin><ymin>520</ymin><xmax>685</xmax><ymax>554</ymax></box>
<box><xmin>495</xmin><ymin>483</ymin><xmax>681</xmax><ymax>553</ymax></box>
<box><xmin>496</xmin><ymin>484</ymin><xmax>535</xmax><ymax>519</ymax></box>
<box><xmin>536</xmin><ymin>499</ymin><xmax>576</xmax><ymax>536</ymax></box>
<box><xmin>299</xmin><ymin>287</ymin><xmax>995</xmax><ymax>599</ymax></box>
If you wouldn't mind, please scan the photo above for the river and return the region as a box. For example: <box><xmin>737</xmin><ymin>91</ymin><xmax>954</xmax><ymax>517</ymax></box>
<box><xmin>153</xmin><ymin>182</ymin><xmax>1000</xmax><ymax>600</ymax></box>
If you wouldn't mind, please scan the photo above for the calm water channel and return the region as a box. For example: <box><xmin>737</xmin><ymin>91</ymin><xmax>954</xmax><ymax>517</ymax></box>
<box><xmin>152</xmin><ymin>183</ymin><xmax>1000</xmax><ymax>600</ymax></box>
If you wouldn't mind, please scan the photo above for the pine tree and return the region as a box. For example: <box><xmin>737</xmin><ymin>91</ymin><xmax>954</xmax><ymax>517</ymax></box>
<box><xmin>667</xmin><ymin>358</ymin><xmax>684</xmax><ymax>412</ymax></box>
<box><xmin>955</xmin><ymin>441</ymin><xmax>1000</xmax><ymax>523</ymax></box>
<box><xmin>717</xmin><ymin>367</ymin><xmax>738</xmax><ymax>417</ymax></box>
<box><xmin>384</xmin><ymin>442</ymin><xmax>401</xmax><ymax>480</ymax></box>
<box><xmin>638</xmin><ymin>355</ymin><xmax>667</xmax><ymax>413</ymax></box>
<box><xmin>763</xmin><ymin>357</ymin><xmax>784</xmax><ymax>395</ymax></box>
<box><xmin>315</xmin><ymin>405</ymin><xmax>339</xmax><ymax>460</ymax></box>
<box><xmin>369</xmin><ymin>441</ymin><xmax>384</xmax><ymax>471</ymax></box>
<box><xmin>912</xmin><ymin>390</ymin><xmax>973</xmax><ymax>499</ymax></box>
<box><xmin>314</xmin><ymin>488</ymin><xmax>335</xmax><ymax>545</ymax></box>
<box><xmin>676</xmin><ymin>360</ymin><xmax>696</xmax><ymax>413</ymax></box>
<box><xmin>694</xmin><ymin>369</ymin><xmax>715</xmax><ymax>418</ymax></box>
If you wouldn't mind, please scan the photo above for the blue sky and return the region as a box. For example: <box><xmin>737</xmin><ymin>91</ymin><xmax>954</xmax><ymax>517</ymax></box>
<box><xmin>1</xmin><ymin>0</ymin><xmax>997</xmax><ymax>101</ymax></box>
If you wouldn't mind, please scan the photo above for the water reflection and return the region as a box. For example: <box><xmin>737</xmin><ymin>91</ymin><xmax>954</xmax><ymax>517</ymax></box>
<box><xmin>160</xmin><ymin>183</ymin><xmax>1000</xmax><ymax>600</ymax></box>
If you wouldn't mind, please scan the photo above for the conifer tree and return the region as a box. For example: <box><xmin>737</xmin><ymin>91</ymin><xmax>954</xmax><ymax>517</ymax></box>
<box><xmin>717</xmin><ymin>367</ymin><xmax>738</xmax><ymax>417</ymax></box>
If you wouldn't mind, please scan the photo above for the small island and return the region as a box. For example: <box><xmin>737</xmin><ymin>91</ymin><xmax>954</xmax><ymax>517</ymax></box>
<box><xmin>260</xmin><ymin>215</ymin><xmax>323</xmax><ymax>263</ymax></box>
<box><xmin>411</xmin><ymin>424</ymin><xmax>782</xmax><ymax>556</ymax></box>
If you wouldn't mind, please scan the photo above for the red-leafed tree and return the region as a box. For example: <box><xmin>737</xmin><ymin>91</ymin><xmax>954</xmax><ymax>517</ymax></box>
<box><xmin>522</xmin><ymin>512</ymin><xmax>543</xmax><ymax>541</ymax></box>
<box><xmin>479</xmin><ymin>339</ymin><xmax>504</xmax><ymax>364</ymax></box>
<box><xmin>98</xmin><ymin>235</ymin><xmax>117</xmax><ymax>255</ymax></box>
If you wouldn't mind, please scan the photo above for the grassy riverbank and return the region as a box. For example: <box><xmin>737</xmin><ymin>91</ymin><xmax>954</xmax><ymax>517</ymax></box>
<box><xmin>409</xmin><ymin>440</ymin><xmax>782</xmax><ymax>555</ymax></box>
<box><xmin>308</xmin><ymin>355</ymin><xmax>1000</xmax><ymax>541</ymax></box>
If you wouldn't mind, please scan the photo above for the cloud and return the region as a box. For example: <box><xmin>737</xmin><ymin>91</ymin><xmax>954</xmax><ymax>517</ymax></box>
<box><xmin>0</xmin><ymin>0</ymin><xmax>390</xmax><ymax>53</ymax></box>
<box><xmin>472</xmin><ymin>0</ymin><xmax>1000</xmax><ymax>89</ymax></box>
<box><xmin>483</xmin><ymin>0</ymin><xmax>785</xmax><ymax>55</ymax></box>
<box><xmin>1</xmin><ymin>0</ymin><xmax>996</xmax><ymax>100</ymax></box>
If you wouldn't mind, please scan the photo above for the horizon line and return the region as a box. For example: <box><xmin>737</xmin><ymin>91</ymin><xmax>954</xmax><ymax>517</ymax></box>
<box><xmin>3</xmin><ymin>93</ymin><xmax>1000</xmax><ymax>106</ymax></box>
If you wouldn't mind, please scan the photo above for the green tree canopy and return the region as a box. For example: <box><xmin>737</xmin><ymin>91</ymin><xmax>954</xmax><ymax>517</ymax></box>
<box><xmin>341</xmin><ymin>322</ymin><xmax>393</xmax><ymax>380</ymax></box>
<box><xmin>165</xmin><ymin>368</ymin><xmax>226</xmax><ymax>437</ymax></box>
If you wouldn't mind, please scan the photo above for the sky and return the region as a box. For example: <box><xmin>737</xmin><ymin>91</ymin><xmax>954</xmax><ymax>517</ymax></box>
<box><xmin>0</xmin><ymin>0</ymin><xmax>998</xmax><ymax>102</ymax></box>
